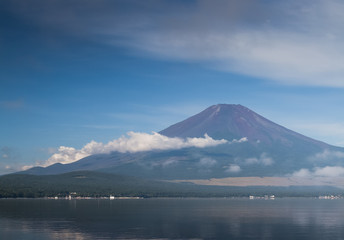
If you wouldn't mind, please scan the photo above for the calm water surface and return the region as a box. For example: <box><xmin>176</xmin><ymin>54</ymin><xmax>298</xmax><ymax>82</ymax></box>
<box><xmin>0</xmin><ymin>198</ymin><xmax>344</xmax><ymax>239</ymax></box>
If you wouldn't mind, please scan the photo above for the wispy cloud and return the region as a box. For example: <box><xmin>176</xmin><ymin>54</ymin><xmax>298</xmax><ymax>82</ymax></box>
<box><xmin>198</xmin><ymin>157</ymin><xmax>217</xmax><ymax>167</ymax></box>
<box><xmin>225</xmin><ymin>164</ymin><xmax>241</xmax><ymax>173</ymax></box>
<box><xmin>244</xmin><ymin>153</ymin><xmax>274</xmax><ymax>166</ymax></box>
<box><xmin>5</xmin><ymin>0</ymin><xmax>344</xmax><ymax>87</ymax></box>
<box><xmin>42</xmin><ymin>132</ymin><xmax>237</xmax><ymax>167</ymax></box>
<box><xmin>150</xmin><ymin>157</ymin><xmax>185</xmax><ymax>168</ymax></box>
<box><xmin>309</xmin><ymin>149</ymin><xmax>344</xmax><ymax>162</ymax></box>
<box><xmin>112</xmin><ymin>0</ymin><xmax>344</xmax><ymax>87</ymax></box>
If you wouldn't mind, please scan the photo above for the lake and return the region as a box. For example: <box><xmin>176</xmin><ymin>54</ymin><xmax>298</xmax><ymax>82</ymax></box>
<box><xmin>0</xmin><ymin>198</ymin><xmax>344</xmax><ymax>239</ymax></box>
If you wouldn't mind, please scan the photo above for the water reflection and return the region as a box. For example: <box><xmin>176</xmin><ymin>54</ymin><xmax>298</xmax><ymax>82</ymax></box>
<box><xmin>0</xmin><ymin>198</ymin><xmax>344</xmax><ymax>239</ymax></box>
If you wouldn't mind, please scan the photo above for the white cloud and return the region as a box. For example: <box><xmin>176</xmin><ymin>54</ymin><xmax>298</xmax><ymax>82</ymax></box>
<box><xmin>261</xmin><ymin>154</ymin><xmax>274</xmax><ymax>166</ymax></box>
<box><xmin>44</xmin><ymin>146</ymin><xmax>92</xmax><ymax>167</ymax></box>
<box><xmin>232</xmin><ymin>137</ymin><xmax>248</xmax><ymax>143</ymax></box>
<box><xmin>245</xmin><ymin>153</ymin><xmax>274</xmax><ymax>166</ymax></box>
<box><xmin>226</xmin><ymin>164</ymin><xmax>241</xmax><ymax>173</ymax></box>
<box><xmin>21</xmin><ymin>165</ymin><xmax>34</xmax><ymax>171</ymax></box>
<box><xmin>309</xmin><ymin>149</ymin><xmax>344</xmax><ymax>161</ymax></box>
<box><xmin>42</xmin><ymin>132</ymin><xmax>233</xmax><ymax>167</ymax></box>
<box><xmin>185</xmin><ymin>134</ymin><xmax>227</xmax><ymax>148</ymax></box>
<box><xmin>314</xmin><ymin>166</ymin><xmax>344</xmax><ymax>177</ymax></box>
<box><xmin>292</xmin><ymin>168</ymin><xmax>312</xmax><ymax>178</ymax></box>
<box><xmin>292</xmin><ymin>166</ymin><xmax>344</xmax><ymax>178</ymax></box>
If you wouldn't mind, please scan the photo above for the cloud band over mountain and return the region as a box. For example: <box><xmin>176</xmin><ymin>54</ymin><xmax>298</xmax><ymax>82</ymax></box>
<box><xmin>42</xmin><ymin>132</ymin><xmax>246</xmax><ymax>167</ymax></box>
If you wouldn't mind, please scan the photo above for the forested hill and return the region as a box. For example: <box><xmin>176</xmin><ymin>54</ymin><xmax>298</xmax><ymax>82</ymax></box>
<box><xmin>0</xmin><ymin>171</ymin><xmax>341</xmax><ymax>198</ymax></box>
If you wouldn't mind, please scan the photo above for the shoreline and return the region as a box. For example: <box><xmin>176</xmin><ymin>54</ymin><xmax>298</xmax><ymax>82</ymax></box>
<box><xmin>0</xmin><ymin>195</ymin><xmax>342</xmax><ymax>200</ymax></box>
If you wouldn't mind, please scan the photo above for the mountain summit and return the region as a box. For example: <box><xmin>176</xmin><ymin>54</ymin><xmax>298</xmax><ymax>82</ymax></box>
<box><xmin>160</xmin><ymin>104</ymin><xmax>327</xmax><ymax>148</ymax></box>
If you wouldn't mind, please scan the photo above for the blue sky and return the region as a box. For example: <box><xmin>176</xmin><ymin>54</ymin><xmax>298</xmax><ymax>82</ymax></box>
<box><xmin>1</xmin><ymin>0</ymin><xmax>344</xmax><ymax>174</ymax></box>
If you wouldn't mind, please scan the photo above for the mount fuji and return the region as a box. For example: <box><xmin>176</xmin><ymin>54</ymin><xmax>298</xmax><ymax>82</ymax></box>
<box><xmin>23</xmin><ymin>104</ymin><xmax>344</xmax><ymax>180</ymax></box>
